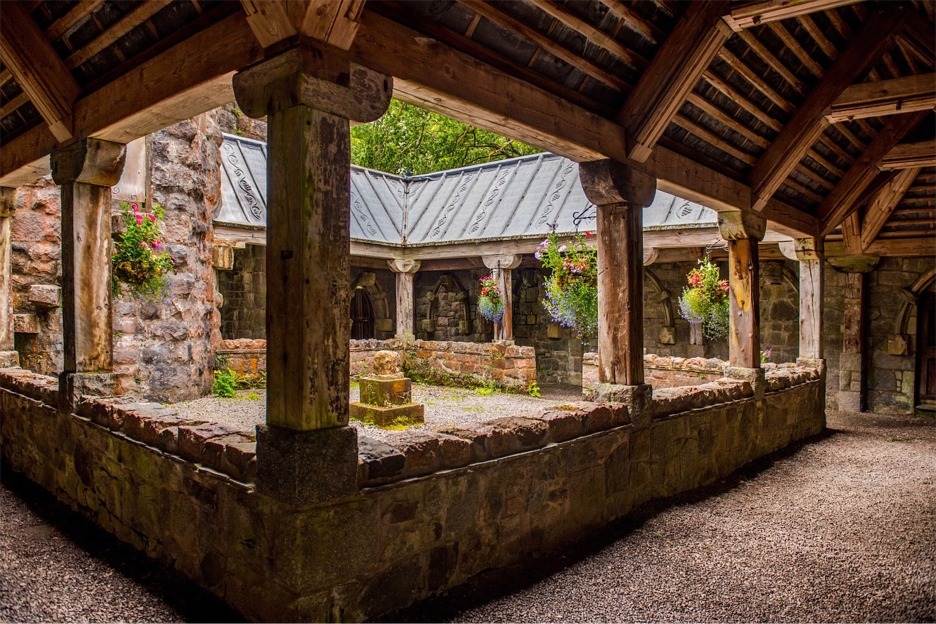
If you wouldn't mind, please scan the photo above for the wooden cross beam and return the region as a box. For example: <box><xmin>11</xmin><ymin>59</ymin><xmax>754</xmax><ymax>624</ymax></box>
<box><xmin>749</xmin><ymin>6</ymin><xmax>905</xmax><ymax>212</ymax></box>
<box><xmin>722</xmin><ymin>0</ymin><xmax>864</xmax><ymax>31</ymax></box>
<box><xmin>879</xmin><ymin>139</ymin><xmax>936</xmax><ymax>170</ymax></box>
<box><xmin>826</xmin><ymin>74</ymin><xmax>936</xmax><ymax>123</ymax></box>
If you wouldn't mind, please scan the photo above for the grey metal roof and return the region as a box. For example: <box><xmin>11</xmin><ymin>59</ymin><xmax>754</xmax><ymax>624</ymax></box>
<box><xmin>217</xmin><ymin>134</ymin><xmax>717</xmax><ymax>246</ymax></box>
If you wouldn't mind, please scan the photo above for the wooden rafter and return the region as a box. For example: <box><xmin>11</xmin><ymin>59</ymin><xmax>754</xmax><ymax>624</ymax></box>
<box><xmin>65</xmin><ymin>0</ymin><xmax>173</xmax><ymax>69</ymax></box>
<box><xmin>736</xmin><ymin>29</ymin><xmax>806</xmax><ymax>94</ymax></box>
<box><xmin>44</xmin><ymin>0</ymin><xmax>104</xmax><ymax>42</ymax></box>
<box><xmin>819</xmin><ymin>111</ymin><xmax>927</xmax><ymax>235</ymax></box>
<box><xmin>749</xmin><ymin>7</ymin><xmax>904</xmax><ymax>212</ymax></box>
<box><xmin>600</xmin><ymin>0</ymin><xmax>664</xmax><ymax>42</ymax></box>
<box><xmin>528</xmin><ymin>1</ymin><xmax>648</xmax><ymax>69</ymax></box>
<box><xmin>0</xmin><ymin>92</ymin><xmax>29</xmax><ymax>119</ymax></box>
<box><xmin>841</xmin><ymin>212</ymin><xmax>862</xmax><ymax>253</ymax></box>
<box><xmin>0</xmin><ymin>1</ymin><xmax>79</xmax><ymax>142</ymax></box>
<box><xmin>879</xmin><ymin>139</ymin><xmax>936</xmax><ymax>170</ymax></box>
<box><xmin>826</xmin><ymin>74</ymin><xmax>936</xmax><ymax>123</ymax></box>
<box><xmin>723</xmin><ymin>0</ymin><xmax>864</xmax><ymax>31</ymax></box>
<box><xmin>860</xmin><ymin>167</ymin><xmax>921</xmax><ymax>249</ymax></box>
<box><xmin>459</xmin><ymin>0</ymin><xmax>629</xmax><ymax>91</ymax></box>
<box><xmin>618</xmin><ymin>1</ymin><xmax>731</xmax><ymax>162</ymax></box>
<box><xmin>826</xmin><ymin>236</ymin><xmax>936</xmax><ymax>257</ymax></box>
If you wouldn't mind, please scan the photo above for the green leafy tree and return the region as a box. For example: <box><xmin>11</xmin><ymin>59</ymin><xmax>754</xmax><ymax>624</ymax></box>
<box><xmin>351</xmin><ymin>100</ymin><xmax>541</xmax><ymax>175</ymax></box>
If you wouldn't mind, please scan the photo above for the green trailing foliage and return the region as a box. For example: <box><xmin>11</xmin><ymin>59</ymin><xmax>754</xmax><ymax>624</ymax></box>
<box><xmin>677</xmin><ymin>258</ymin><xmax>730</xmax><ymax>341</ymax></box>
<box><xmin>112</xmin><ymin>202</ymin><xmax>174</xmax><ymax>299</ymax></box>
<box><xmin>537</xmin><ymin>231</ymin><xmax>599</xmax><ymax>340</ymax></box>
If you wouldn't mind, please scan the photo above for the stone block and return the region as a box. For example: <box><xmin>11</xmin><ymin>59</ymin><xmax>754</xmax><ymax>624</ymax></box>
<box><xmin>349</xmin><ymin>402</ymin><xmax>425</xmax><ymax>428</ymax></box>
<box><xmin>255</xmin><ymin>424</ymin><xmax>359</xmax><ymax>505</ymax></box>
<box><xmin>27</xmin><ymin>284</ymin><xmax>60</xmax><ymax>308</ymax></box>
<box><xmin>359</xmin><ymin>376</ymin><xmax>412</xmax><ymax>407</ymax></box>
<box><xmin>357</xmin><ymin>436</ymin><xmax>405</xmax><ymax>484</ymax></box>
<box><xmin>0</xmin><ymin>351</ymin><xmax>19</xmax><ymax>368</ymax></box>
<box><xmin>13</xmin><ymin>313</ymin><xmax>39</xmax><ymax>334</ymax></box>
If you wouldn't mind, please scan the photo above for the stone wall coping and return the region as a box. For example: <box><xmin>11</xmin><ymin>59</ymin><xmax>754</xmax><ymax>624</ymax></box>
<box><xmin>583</xmin><ymin>352</ymin><xmax>728</xmax><ymax>374</ymax></box>
<box><xmin>219</xmin><ymin>338</ymin><xmax>267</xmax><ymax>350</ymax></box>
<box><xmin>0</xmin><ymin>368</ymin><xmax>257</xmax><ymax>483</ymax></box>
<box><xmin>651</xmin><ymin>378</ymin><xmax>753</xmax><ymax>420</ymax></box>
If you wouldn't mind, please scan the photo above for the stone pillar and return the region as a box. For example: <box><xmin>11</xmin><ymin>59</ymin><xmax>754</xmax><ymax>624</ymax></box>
<box><xmin>388</xmin><ymin>259</ymin><xmax>420</xmax><ymax>340</ymax></box>
<box><xmin>579</xmin><ymin>160</ymin><xmax>655</xmax><ymax>414</ymax></box>
<box><xmin>830</xmin><ymin>256</ymin><xmax>879</xmax><ymax>412</ymax></box>
<box><xmin>50</xmin><ymin>139</ymin><xmax>126</xmax><ymax>401</ymax></box>
<box><xmin>233</xmin><ymin>43</ymin><xmax>391</xmax><ymax>504</ymax></box>
<box><xmin>718</xmin><ymin>211</ymin><xmax>766</xmax><ymax>369</ymax></box>
<box><xmin>482</xmin><ymin>254</ymin><xmax>521</xmax><ymax>342</ymax></box>
<box><xmin>0</xmin><ymin>188</ymin><xmax>18</xmax><ymax>367</ymax></box>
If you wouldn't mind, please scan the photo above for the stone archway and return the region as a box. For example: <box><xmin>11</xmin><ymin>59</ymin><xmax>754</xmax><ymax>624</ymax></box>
<box><xmin>422</xmin><ymin>272</ymin><xmax>472</xmax><ymax>339</ymax></box>
<box><xmin>890</xmin><ymin>267</ymin><xmax>936</xmax><ymax>354</ymax></box>
<box><xmin>351</xmin><ymin>271</ymin><xmax>394</xmax><ymax>339</ymax></box>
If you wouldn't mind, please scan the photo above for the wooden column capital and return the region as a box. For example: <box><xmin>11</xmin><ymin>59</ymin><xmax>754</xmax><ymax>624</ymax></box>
<box><xmin>579</xmin><ymin>159</ymin><xmax>656</xmax><ymax>207</ymax></box>
<box><xmin>50</xmin><ymin>138</ymin><xmax>126</xmax><ymax>187</ymax></box>
<box><xmin>828</xmin><ymin>255</ymin><xmax>881</xmax><ymax>273</ymax></box>
<box><xmin>0</xmin><ymin>187</ymin><xmax>16</xmax><ymax>218</ymax></box>
<box><xmin>232</xmin><ymin>43</ymin><xmax>392</xmax><ymax>121</ymax></box>
<box><xmin>779</xmin><ymin>237</ymin><xmax>823</xmax><ymax>262</ymax></box>
<box><xmin>387</xmin><ymin>258</ymin><xmax>421</xmax><ymax>274</ymax></box>
<box><xmin>481</xmin><ymin>254</ymin><xmax>522</xmax><ymax>271</ymax></box>
<box><xmin>717</xmin><ymin>210</ymin><xmax>766</xmax><ymax>242</ymax></box>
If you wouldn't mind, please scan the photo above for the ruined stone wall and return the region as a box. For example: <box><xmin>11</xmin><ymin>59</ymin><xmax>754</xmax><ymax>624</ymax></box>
<box><xmin>10</xmin><ymin>180</ymin><xmax>64</xmax><ymax>375</ymax></box>
<box><xmin>583</xmin><ymin>352</ymin><xmax>726</xmax><ymax>395</ymax></box>
<box><xmin>414</xmin><ymin>270</ymin><xmax>489</xmax><ymax>342</ymax></box>
<box><xmin>824</xmin><ymin>257</ymin><xmax>935</xmax><ymax>414</ymax></box>
<box><xmin>217</xmin><ymin>245</ymin><xmax>266</xmax><ymax>340</ymax></box>
<box><xmin>0</xmin><ymin>361</ymin><xmax>824</xmax><ymax>622</ymax></box>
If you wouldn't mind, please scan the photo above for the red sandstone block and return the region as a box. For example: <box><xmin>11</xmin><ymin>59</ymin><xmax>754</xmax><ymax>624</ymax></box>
<box><xmin>203</xmin><ymin>434</ymin><xmax>254</xmax><ymax>473</ymax></box>
<box><xmin>178</xmin><ymin>423</ymin><xmax>242</xmax><ymax>463</ymax></box>
<box><xmin>537</xmin><ymin>408</ymin><xmax>587</xmax><ymax>443</ymax></box>
<box><xmin>390</xmin><ymin>431</ymin><xmax>443</xmax><ymax>478</ymax></box>
<box><xmin>479</xmin><ymin>417</ymin><xmax>549</xmax><ymax>457</ymax></box>
<box><xmin>223</xmin><ymin>442</ymin><xmax>258</xmax><ymax>482</ymax></box>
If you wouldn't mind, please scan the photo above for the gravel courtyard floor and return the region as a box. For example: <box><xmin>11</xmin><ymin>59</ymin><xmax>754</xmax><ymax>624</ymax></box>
<box><xmin>2</xmin><ymin>409</ymin><xmax>934</xmax><ymax>623</ymax></box>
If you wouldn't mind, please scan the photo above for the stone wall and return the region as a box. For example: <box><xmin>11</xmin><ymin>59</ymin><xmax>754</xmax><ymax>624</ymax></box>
<box><xmin>216</xmin><ymin>338</ymin><xmax>266</xmax><ymax>384</ymax></box>
<box><xmin>414</xmin><ymin>270</ymin><xmax>489</xmax><ymax>342</ymax></box>
<box><xmin>583</xmin><ymin>352</ymin><xmax>727</xmax><ymax>395</ymax></box>
<box><xmin>218</xmin><ymin>245</ymin><xmax>266</xmax><ymax>340</ymax></box>
<box><xmin>350</xmin><ymin>338</ymin><xmax>536</xmax><ymax>391</ymax></box>
<box><xmin>824</xmin><ymin>257</ymin><xmax>935</xmax><ymax>414</ymax></box>
<box><xmin>0</xmin><ymin>362</ymin><xmax>824</xmax><ymax>622</ymax></box>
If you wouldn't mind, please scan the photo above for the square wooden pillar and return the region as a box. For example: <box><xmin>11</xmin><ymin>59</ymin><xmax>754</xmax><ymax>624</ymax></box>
<box><xmin>580</xmin><ymin>159</ymin><xmax>655</xmax><ymax>419</ymax></box>
<box><xmin>483</xmin><ymin>254</ymin><xmax>521</xmax><ymax>342</ymax></box>
<box><xmin>780</xmin><ymin>238</ymin><xmax>825</xmax><ymax>362</ymax></box>
<box><xmin>50</xmin><ymin>139</ymin><xmax>126</xmax><ymax>401</ymax></box>
<box><xmin>718</xmin><ymin>212</ymin><xmax>766</xmax><ymax>369</ymax></box>
<box><xmin>234</xmin><ymin>43</ymin><xmax>391</xmax><ymax>504</ymax></box>
<box><xmin>388</xmin><ymin>259</ymin><xmax>420</xmax><ymax>340</ymax></box>
<box><xmin>0</xmin><ymin>188</ymin><xmax>18</xmax><ymax>367</ymax></box>
<box><xmin>829</xmin><ymin>256</ymin><xmax>879</xmax><ymax>412</ymax></box>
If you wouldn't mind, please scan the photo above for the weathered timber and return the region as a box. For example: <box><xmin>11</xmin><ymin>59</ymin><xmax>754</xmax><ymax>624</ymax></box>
<box><xmin>65</xmin><ymin>0</ymin><xmax>173</xmax><ymax>69</ymax></box>
<box><xmin>879</xmin><ymin>140</ymin><xmax>936</xmax><ymax>170</ymax></box>
<box><xmin>749</xmin><ymin>7</ymin><xmax>904</xmax><ymax>212</ymax></box>
<box><xmin>718</xmin><ymin>212</ymin><xmax>766</xmax><ymax>369</ymax></box>
<box><xmin>722</xmin><ymin>0</ymin><xmax>864</xmax><ymax>31</ymax></box>
<box><xmin>825</xmin><ymin>237</ymin><xmax>936</xmax><ymax>257</ymax></box>
<box><xmin>0</xmin><ymin>1</ymin><xmax>79</xmax><ymax>141</ymax></box>
<box><xmin>618</xmin><ymin>1</ymin><xmax>731</xmax><ymax>162</ymax></box>
<box><xmin>0</xmin><ymin>188</ymin><xmax>14</xmax><ymax>352</ymax></box>
<box><xmin>299</xmin><ymin>0</ymin><xmax>366</xmax><ymax>50</ymax></box>
<box><xmin>483</xmin><ymin>254</ymin><xmax>521</xmax><ymax>342</ymax></box>
<box><xmin>580</xmin><ymin>160</ymin><xmax>656</xmax><ymax>386</ymax></box>
<box><xmin>388</xmin><ymin>259</ymin><xmax>420</xmax><ymax>338</ymax></box>
<box><xmin>842</xmin><ymin>212</ymin><xmax>863</xmax><ymax>254</ymax></box>
<box><xmin>780</xmin><ymin>238</ymin><xmax>824</xmax><ymax>360</ymax></box>
<box><xmin>826</xmin><ymin>73</ymin><xmax>936</xmax><ymax>123</ymax></box>
<box><xmin>240</xmin><ymin>0</ymin><xmax>298</xmax><ymax>48</ymax></box>
<box><xmin>860</xmin><ymin>167</ymin><xmax>921</xmax><ymax>250</ymax></box>
<box><xmin>50</xmin><ymin>139</ymin><xmax>126</xmax><ymax>373</ymax></box>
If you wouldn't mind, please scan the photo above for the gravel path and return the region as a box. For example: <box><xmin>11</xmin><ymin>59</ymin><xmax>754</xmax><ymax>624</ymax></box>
<box><xmin>173</xmin><ymin>383</ymin><xmax>584</xmax><ymax>444</ymax></box>
<box><xmin>2</xmin><ymin>409</ymin><xmax>933</xmax><ymax>623</ymax></box>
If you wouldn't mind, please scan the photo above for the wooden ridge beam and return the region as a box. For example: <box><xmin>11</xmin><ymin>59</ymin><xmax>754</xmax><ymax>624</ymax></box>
<box><xmin>879</xmin><ymin>139</ymin><xmax>936</xmax><ymax>170</ymax></box>
<box><xmin>749</xmin><ymin>7</ymin><xmax>904</xmax><ymax>212</ymax></box>
<box><xmin>723</xmin><ymin>0</ymin><xmax>864</xmax><ymax>31</ymax></box>
<box><xmin>860</xmin><ymin>167</ymin><xmax>920</xmax><ymax>250</ymax></box>
<box><xmin>819</xmin><ymin>111</ymin><xmax>927</xmax><ymax>236</ymax></box>
<box><xmin>618</xmin><ymin>1</ymin><xmax>731</xmax><ymax>162</ymax></box>
<box><xmin>826</xmin><ymin>74</ymin><xmax>936</xmax><ymax>123</ymax></box>
<box><xmin>826</xmin><ymin>236</ymin><xmax>936</xmax><ymax>257</ymax></box>
<box><xmin>0</xmin><ymin>1</ymin><xmax>79</xmax><ymax>142</ymax></box>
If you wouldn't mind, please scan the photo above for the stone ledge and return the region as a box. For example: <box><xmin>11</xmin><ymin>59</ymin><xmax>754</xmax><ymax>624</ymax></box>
<box><xmin>652</xmin><ymin>378</ymin><xmax>754</xmax><ymax>420</ymax></box>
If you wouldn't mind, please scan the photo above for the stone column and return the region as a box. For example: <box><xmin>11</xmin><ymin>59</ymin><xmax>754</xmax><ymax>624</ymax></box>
<box><xmin>482</xmin><ymin>254</ymin><xmax>521</xmax><ymax>342</ymax></box>
<box><xmin>233</xmin><ymin>43</ymin><xmax>391</xmax><ymax>504</ymax></box>
<box><xmin>388</xmin><ymin>259</ymin><xmax>420</xmax><ymax>340</ymax></box>
<box><xmin>0</xmin><ymin>188</ymin><xmax>18</xmax><ymax>367</ymax></box>
<box><xmin>579</xmin><ymin>160</ymin><xmax>656</xmax><ymax>417</ymax></box>
<box><xmin>718</xmin><ymin>211</ymin><xmax>766</xmax><ymax>369</ymax></box>
<box><xmin>50</xmin><ymin>139</ymin><xmax>126</xmax><ymax>402</ymax></box>
<box><xmin>830</xmin><ymin>256</ymin><xmax>879</xmax><ymax>412</ymax></box>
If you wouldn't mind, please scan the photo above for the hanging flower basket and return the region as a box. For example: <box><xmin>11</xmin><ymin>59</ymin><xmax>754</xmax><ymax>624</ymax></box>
<box><xmin>677</xmin><ymin>258</ymin><xmax>730</xmax><ymax>341</ymax></box>
<box><xmin>112</xmin><ymin>202</ymin><xmax>174</xmax><ymax>299</ymax></box>
<box><xmin>477</xmin><ymin>275</ymin><xmax>504</xmax><ymax>323</ymax></box>
<box><xmin>537</xmin><ymin>231</ymin><xmax>598</xmax><ymax>339</ymax></box>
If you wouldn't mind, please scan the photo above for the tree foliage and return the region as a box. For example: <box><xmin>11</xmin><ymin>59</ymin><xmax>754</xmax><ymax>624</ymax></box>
<box><xmin>351</xmin><ymin>100</ymin><xmax>541</xmax><ymax>175</ymax></box>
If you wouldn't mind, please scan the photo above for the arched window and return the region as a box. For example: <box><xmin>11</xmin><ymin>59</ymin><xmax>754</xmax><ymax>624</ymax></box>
<box><xmin>351</xmin><ymin>288</ymin><xmax>375</xmax><ymax>340</ymax></box>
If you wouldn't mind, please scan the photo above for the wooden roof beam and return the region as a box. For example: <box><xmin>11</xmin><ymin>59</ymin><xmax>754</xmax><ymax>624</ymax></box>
<box><xmin>826</xmin><ymin>237</ymin><xmax>936</xmax><ymax>257</ymax></box>
<box><xmin>749</xmin><ymin>7</ymin><xmax>904</xmax><ymax>212</ymax></box>
<box><xmin>879</xmin><ymin>139</ymin><xmax>936</xmax><ymax>170</ymax></box>
<box><xmin>240</xmin><ymin>0</ymin><xmax>364</xmax><ymax>50</ymax></box>
<box><xmin>826</xmin><ymin>74</ymin><xmax>936</xmax><ymax>124</ymax></box>
<box><xmin>65</xmin><ymin>0</ymin><xmax>173</xmax><ymax>69</ymax></box>
<box><xmin>0</xmin><ymin>1</ymin><xmax>79</xmax><ymax>142</ymax></box>
<box><xmin>617</xmin><ymin>1</ymin><xmax>731</xmax><ymax>162</ymax></box>
<box><xmin>819</xmin><ymin>111</ymin><xmax>927</xmax><ymax>236</ymax></box>
<box><xmin>860</xmin><ymin>167</ymin><xmax>920</xmax><ymax>250</ymax></box>
<box><xmin>723</xmin><ymin>0</ymin><xmax>864</xmax><ymax>31</ymax></box>
<box><xmin>44</xmin><ymin>0</ymin><xmax>104</xmax><ymax>42</ymax></box>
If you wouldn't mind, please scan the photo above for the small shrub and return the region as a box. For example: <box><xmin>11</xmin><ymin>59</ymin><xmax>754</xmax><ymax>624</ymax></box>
<box><xmin>213</xmin><ymin>368</ymin><xmax>237</xmax><ymax>398</ymax></box>
<box><xmin>476</xmin><ymin>379</ymin><xmax>497</xmax><ymax>396</ymax></box>
<box><xmin>246</xmin><ymin>391</ymin><xmax>260</xmax><ymax>401</ymax></box>
<box><xmin>527</xmin><ymin>381</ymin><xmax>541</xmax><ymax>398</ymax></box>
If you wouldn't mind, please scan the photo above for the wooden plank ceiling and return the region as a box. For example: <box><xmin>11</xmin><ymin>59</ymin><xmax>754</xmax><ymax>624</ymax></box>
<box><xmin>0</xmin><ymin>0</ymin><xmax>934</xmax><ymax>256</ymax></box>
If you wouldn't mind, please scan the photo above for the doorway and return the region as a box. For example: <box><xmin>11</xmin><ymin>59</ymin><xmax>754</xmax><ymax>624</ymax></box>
<box><xmin>918</xmin><ymin>291</ymin><xmax>936</xmax><ymax>405</ymax></box>
<box><xmin>351</xmin><ymin>288</ymin><xmax>375</xmax><ymax>340</ymax></box>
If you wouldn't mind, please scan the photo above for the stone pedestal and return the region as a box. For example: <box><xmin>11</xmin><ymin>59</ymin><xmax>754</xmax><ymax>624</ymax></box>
<box><xmin>255</xmin><ymin>424</ymin><xmax>359</xmax><ymax>506</ymax></box>
<box><xmin>351</xmin><ymin>375</ymin><xmax>425</xmax><ymax>428</ymax></box>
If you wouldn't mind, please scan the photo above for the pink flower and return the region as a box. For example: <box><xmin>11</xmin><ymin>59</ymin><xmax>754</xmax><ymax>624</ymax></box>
<box><xmin>719</xmin><ymin>280</ymin><xmax>729</xmax><ymax>292</ymax></box>
<box><xmin>131</xmin><ymin>203</ymin><xmax>139</xmax><ymax>213</ymax></box>
<box><xmin>135</xmin><ymin>214</ymin><xmax>143</xmax><ymax>225</ymax></box>
<box><xmin>585</xmin><ymin>231</ymin><xmax>595</xmax><ymax>238</ymax></box>
<box><xmin>148</xmin><ymin>214</ymin><xmax>156</xmax><ymax>222</ymax></box>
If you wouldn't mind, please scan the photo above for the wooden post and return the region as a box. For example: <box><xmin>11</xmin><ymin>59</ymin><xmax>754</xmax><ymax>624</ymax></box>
<box><xmin>718</xmin><ymin>211</ymin><xmax>766</xmax><ymax>368</ymax></box>
<box><xmin>50</xmin><ymin>139</ymin><xmax>126</xmax><ymax>377</ymax></box>
<box><xmin>0</xmin><ymin>188</ymin><xmax>17</xmax><ymax>366</ymax></box>
<box><xmin>233</xmin><ymin>43</ymin><xmax>391</xmax><ymax>504</ymax></box>
<box><xmin>579</xmin><ymin>160</ymin><xmax>656</xmax><ymax>387</ymax></box>
<box><xmin>780</xmin><ymin>238</ymin><xmax>824</xmax><ymax>360</ymax></box>
<box><xmin>388</xmin><ymin>259</ymin><xmax>420</xmax><ymax>339</ymax></box>
<box><xmin>483</xmin><ymin>254</ymin><xmax>521</xmax><ymax>342</ymax></box>
<box><xmin>829</xmin><ymin>255</ymin><xmax>879</xmax><ymax>412</ymax></box>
